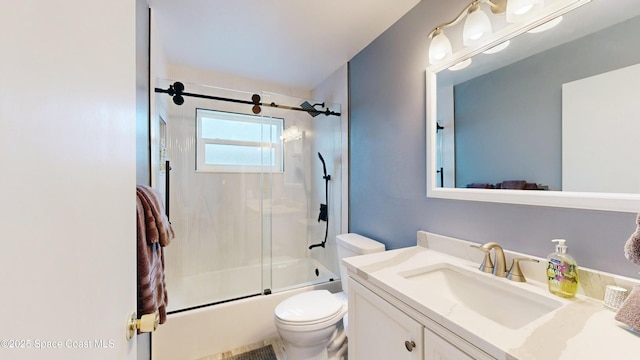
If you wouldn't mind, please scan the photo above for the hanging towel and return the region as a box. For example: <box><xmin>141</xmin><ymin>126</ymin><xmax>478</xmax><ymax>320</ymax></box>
<box><xmin>623</xmin><ymin>213</ymin><xmax>640</xmax><ymax>265</ymax></box>
<box><xmin>615</xmin><ymin>285</ymin><xmax>640</xmax><ymax>330</ymax></box>
<box><xmin>136</xmin><ymin>185</ymin><xmax>174</xmax><ymax>327</ymax></box>
<box><xmin>137</xmin><ymin>185</ymin><xmax>174</xmax><ymax>247</ymax></box>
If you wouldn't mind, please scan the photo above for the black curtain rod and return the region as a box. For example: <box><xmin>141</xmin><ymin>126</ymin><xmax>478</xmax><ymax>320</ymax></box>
<box><xmin>154</xmin><ymin>82</ymin><xmax>341</xmax><ymax>117</ymax></box>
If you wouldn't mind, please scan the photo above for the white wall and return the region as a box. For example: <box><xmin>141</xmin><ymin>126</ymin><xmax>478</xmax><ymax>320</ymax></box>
<box><xmin>167</xmin><ymin>63</ymin><xmax>312</xmax><ymax>100</ymax></box>
<box><xmin>0</xmin><ymin>1</ymin><xmax>137</xmax><ymax>359</ymax></box>
<box><xmin>150</xmin><ymin>7</ymin><xmax>171</xmax><ymax>194</ymax></box>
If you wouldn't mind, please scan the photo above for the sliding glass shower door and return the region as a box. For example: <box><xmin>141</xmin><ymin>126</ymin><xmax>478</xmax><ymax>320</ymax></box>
<box><xmin>157</xmin><ymin>80</ymin><xmax>271</xmax><ymax>311</ymax></box>
<box><xmin>154</xmin><ymin>79</ymin><xmax>341</xmax><ymax>312</ymax></box>
<box><xmin>260</xmin><ymin>91</ymin><xmax>342</xmax><ymax>294</ymax></box>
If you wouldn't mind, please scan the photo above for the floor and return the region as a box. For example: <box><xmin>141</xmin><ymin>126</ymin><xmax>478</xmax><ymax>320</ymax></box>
<box><xmin>198</xmin><ymin>337</ymin><xmax>287</xmax><ymax>360</ymax></box>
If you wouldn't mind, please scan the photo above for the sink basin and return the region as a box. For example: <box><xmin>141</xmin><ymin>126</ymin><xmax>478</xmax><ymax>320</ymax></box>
<box><xmin>399</xmin><ymin>263</ymin><xmax>563</xmax><ymax>329</ymax></box>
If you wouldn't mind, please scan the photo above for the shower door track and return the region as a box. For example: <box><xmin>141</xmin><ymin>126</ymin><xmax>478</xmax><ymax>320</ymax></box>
<box><xmin>155</xmin><ymin>81</ymin><xmax>341</xmax><ymax>117</ymax></box>
<box><xmin>167</xmin><ymin>292</ymin><xmax>263</xmax><ymax>315</ymax></box>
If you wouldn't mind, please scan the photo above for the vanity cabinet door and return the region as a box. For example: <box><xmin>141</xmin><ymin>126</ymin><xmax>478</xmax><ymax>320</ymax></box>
<box><xmin>424</xmin><ymin>327</ymin><xmax>475</xmax><ymax>360</ymax></box>
<box><xmin>349</xmin><ymin>279</ymin><xmax>422</xmax><ymax>360</ymax></box>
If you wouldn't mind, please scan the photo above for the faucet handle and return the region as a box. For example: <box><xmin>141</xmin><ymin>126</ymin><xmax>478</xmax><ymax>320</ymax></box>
<box><xmin>507</xmin><ymin>257</ymin><xmax>540</xmax><ymax>282</ymax></box>
<box><xmin>470</xmin><ymin>245</ymin><xmax>494</xmax><ymax>274</ymax></box>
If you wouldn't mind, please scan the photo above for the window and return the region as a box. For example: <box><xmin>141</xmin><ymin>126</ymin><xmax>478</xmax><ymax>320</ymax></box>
<box><xmin>196</xmin><ymin>109</ymin><xmax>284</xmax><ymax>173</ymax></box>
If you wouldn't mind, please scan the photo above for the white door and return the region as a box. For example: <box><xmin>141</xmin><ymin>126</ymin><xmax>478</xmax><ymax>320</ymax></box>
<box><xmin>0</xmin><ymin>1</ymin><xmax>138</xmax><ymax>359</ymax></box>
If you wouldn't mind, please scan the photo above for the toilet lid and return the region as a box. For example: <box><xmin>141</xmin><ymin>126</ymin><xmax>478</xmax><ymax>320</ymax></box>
<box><xmin>275</xmin><ymin>290</ymin><xmax>344</xmax><ymax>324</ymax></box>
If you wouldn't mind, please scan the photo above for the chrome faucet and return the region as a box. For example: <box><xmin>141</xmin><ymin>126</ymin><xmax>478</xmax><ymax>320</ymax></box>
<box><xmin>472</xmin><ymin>242</ymin><xmax>507</xmax><ymax>277</ymax></box>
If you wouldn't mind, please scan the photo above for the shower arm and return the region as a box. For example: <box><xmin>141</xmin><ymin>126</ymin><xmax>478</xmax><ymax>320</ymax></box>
<box><xmin>155</xmin><ymin>82</ymin><xmax>341</xmax><ymax>117</ymax></box>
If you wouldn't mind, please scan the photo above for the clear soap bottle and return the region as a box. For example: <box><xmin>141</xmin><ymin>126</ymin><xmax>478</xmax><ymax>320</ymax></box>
<box><xmin>546</xmin><ymin>239</ymin><xmax>579</xmax><ymax>298</ymax></box>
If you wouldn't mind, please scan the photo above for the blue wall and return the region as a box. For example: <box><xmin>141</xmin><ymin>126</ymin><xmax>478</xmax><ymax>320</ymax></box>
<box><xmin>348</xmin><ymin>0</ymin><xmax>639</xmax><ymax>278</ymax></box>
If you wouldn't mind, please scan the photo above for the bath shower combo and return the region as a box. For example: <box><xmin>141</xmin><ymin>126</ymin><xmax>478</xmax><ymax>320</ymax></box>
<box><xmin>156</xmin><ymin>81</ymin><xmax>337</xmax><ymax>252</ymax></box>
<box><xmin>155</xmin><ymin>80</ymin><xmax>342</xmax><ymax>313</ymax></box>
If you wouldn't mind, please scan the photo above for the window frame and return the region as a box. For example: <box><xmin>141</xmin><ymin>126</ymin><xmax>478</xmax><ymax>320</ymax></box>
<box><xmin>195</xmin><ymin>108</ymin><xmax>284</xmax><ymax>173</ymax></box>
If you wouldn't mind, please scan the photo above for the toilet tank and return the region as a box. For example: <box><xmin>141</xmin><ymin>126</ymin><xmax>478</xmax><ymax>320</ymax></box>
<box><xmin>336</xmin><ymin>233</ymin><xmax>385</xmax><ymax>294</ymax></box>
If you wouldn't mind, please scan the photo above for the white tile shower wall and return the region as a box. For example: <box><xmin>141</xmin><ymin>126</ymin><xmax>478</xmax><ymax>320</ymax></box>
<box><xmin>164</xmin><ymin>87</ymin><xmax>314</xmax><ymax>277</ymax></box>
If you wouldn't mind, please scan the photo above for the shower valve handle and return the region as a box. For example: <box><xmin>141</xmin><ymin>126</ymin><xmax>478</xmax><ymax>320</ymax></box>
<box><xmin>318</xmin><ymin>204</ymin><xmax>328</xmax><ymax>222</ymax></box>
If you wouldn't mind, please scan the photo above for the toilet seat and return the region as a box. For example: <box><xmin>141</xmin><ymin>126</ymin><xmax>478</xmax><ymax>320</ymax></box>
<box><xmin>275</xmin><ymin>290</ymin><xmax>346</xmax><ymax>331</ymax></box>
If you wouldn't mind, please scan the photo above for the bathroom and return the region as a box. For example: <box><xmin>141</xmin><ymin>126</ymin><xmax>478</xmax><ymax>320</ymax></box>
<box><xmin>3</xmin><ymin>0</ymin><xmax>640</xmax><ymax>359</ymax></box>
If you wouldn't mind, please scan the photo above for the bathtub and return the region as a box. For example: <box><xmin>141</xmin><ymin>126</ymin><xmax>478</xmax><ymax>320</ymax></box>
<box><xmin>271</xmin><ymin>257</ymin><xmax>337</xmax><ymax>292</ymax></box>
<box><xmin>167</xmin><ymin>257</ymin><xmax>337</xmax><ymax>312</ymax></box>
<box><xmin>153</xmin><ymin>258</ymin><xmax>341</xmax><ymax>360</ymax></box>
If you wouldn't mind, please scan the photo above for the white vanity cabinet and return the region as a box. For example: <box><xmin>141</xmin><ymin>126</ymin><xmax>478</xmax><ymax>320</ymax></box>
<box><xmin>349</xmin><ymin>278</ymin><xmax>493</xmax><ymax>360</ymax></box>
<box><xmin>349</xmin><ymin>279</ymin><xmax>422</xmax><ymax>359</ymax></box>
<box><xmin>423</xmin><ymin>328</ymin><xmax>475</xmax><ymax>360</ymax></box>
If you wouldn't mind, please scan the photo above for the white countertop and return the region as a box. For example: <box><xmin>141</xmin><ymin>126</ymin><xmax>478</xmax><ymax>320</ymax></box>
<box><xmin>344</xmin><ymin>244</ymin><xmax>640</xmax><ymax>360</ymax></box>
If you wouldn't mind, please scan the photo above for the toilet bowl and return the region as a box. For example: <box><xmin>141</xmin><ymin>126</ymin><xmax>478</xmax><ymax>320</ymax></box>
<box><xmin>274</xmin><ymin>233</ymin><xmax>385</xmax><ymax>360</ymax></box>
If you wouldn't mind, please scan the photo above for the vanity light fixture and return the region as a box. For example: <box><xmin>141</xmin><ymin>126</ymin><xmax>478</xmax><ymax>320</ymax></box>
<box><xmin>527</xmin><ymin>15</ymin><xmax>563</xmax><ymax>33</ymax></box>
<box><xmin>428</xmin><ymin>0</ymin><xmax>549</xmax><ymax>65</ymax></box>
<box><xmin>483</xmin><ymin>40</ymin><xmax>511</xmax><ymax>54</ymax></box>
<box><xmin>428</xmin><ymin>28</ymin><xmax>453</xmax><ymax>64</ymax></box>
<box><xmin>448</xmin><ymin>58</ymin><xmax>473</xmax><ymax>71</ymax></box>
<box><xmin>463</xmin><ymin>2</ymin><xmax>493</xmax><ymax>46</ymax></box>
<box><xmin>507</xmin><ymin>0</ymin><xmax>544</xmax><ymax>23</ymax></box>
<box><xmin>428</xmin><ymin>0</ymin><xmax>499</xmax><ymax>64</ymax></box>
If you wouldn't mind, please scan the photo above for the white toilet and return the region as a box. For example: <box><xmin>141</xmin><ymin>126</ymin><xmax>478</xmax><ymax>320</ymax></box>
<box><xmin>274</xmin><ymin>233</ymin><xmax>385</xmax><ymax>360</ymax></box>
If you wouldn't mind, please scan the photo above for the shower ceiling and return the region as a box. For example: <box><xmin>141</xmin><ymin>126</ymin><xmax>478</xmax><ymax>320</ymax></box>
<box><xmin>149</xmin><ymin>0</ymin><xmax>421</xmax><ymax>90</ymax></box>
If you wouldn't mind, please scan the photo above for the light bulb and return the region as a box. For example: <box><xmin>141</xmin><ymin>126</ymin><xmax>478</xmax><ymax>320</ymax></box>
<box><xmin>463</xmin><ymin>6</ymin><xmax>492</xmax><ymax>46</ymax></box>
<box><xmin>515</xmin><ymin>4</ymin><xmax>534</xmax><ymax>15</ymax></box>
<box><xmin>506</xmin><ymin>0</ymin><xmax>544</xmax><ymax>23</ymax></box>
<box><xmin>429</xmin><ymin>30</ymin><xmax>452</xmax><ymax>64</ymax></box>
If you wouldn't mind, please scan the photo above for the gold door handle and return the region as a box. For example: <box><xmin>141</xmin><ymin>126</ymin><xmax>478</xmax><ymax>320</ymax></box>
<box><xmin>127</xmin><ymin>312</ymin><xmax>159</xmax><ymax>340</ymax></box>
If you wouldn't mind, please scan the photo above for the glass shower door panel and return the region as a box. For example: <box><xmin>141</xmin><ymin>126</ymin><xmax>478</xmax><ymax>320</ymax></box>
<box><xmin>261</xmin><ymin>92</ymin><xmax>342</xmax><ymax>294</ymax></box>
<box><xmin>159</xmin><ymin>79</ymin><xmax>265</xmax><ymax>312</ymax></box>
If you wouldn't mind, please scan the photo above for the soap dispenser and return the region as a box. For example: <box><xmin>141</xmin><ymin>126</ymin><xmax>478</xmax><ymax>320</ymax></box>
<box><xmin>546</xmin><ymin>239</ymin><xmax>579</xmax><ymax>298</ymax></box>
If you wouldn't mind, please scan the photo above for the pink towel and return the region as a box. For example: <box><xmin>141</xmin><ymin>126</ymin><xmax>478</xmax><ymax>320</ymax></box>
<box><xmin>136</xmin><ymin>185</ymin><xmax>174</xmax><ymax>326</ymax></box>
<box><xmin>136</xmin><ymin>185</ymin><xmax>174</xmax><ymax>247</ymax></box>
<box><xmin>615</xmin><ymin>285</ymin><xmax>640</xmax><ymax>330</ymax></box>
<box><xmin>623</xmin><ymin>213</ymin><xmax>640</xmax><ymax>265</ymax></box>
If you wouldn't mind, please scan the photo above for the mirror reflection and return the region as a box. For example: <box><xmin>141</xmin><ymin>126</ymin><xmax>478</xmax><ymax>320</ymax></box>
<box><xmin>435</xmin><ymin>0</ymin><xmax>640</xmax><ymax>194</ymax></box>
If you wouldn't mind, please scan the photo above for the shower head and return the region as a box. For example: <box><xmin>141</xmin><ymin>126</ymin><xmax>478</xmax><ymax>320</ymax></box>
<box><xmin>300</xmin><ymin>101</ymin><xmax>325</xmax><ymax>117</ymax></box>
<box><xmin>318</xmin><ymin>152</ymin><xmax>327</xmax><ymax>178</ymax></box>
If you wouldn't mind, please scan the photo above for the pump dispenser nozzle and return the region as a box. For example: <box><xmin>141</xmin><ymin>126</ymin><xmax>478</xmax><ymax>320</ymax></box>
<box><xmin>552</xmin><ymin>239</ymin><xmax>568</xmax><ymax>254</ymax></box>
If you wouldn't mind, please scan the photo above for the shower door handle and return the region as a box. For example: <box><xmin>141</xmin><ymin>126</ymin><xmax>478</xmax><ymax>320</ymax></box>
<box><xmin>165</xmin><ymin>160</ymin><xmax>171</xmax><ymax>220</ymax></box>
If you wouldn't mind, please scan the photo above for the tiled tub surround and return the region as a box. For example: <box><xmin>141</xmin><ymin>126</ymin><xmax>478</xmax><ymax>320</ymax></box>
<box><xmin>344</xmin><ymin>231</ymin><xmax>640</xmax><ymax>359</ymax></box>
